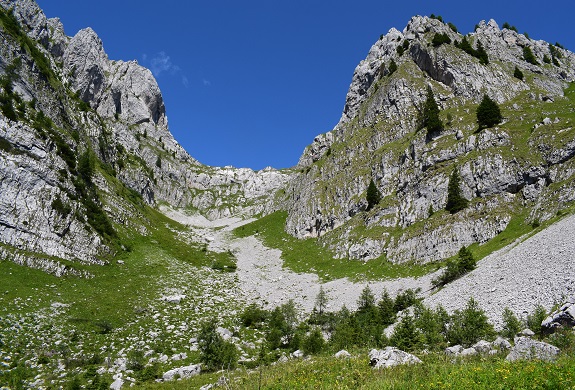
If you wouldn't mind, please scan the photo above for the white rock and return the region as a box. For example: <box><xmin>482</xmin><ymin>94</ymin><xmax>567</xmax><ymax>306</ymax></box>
<box><xmin>369</xmin><ymin>347</ymin><xmax>422</xmax><ymax>369</ymax></box>
<box><xmin>110</xmin><ymin>378</ymin><xmax>124</xmax><ymax>390</ymax></box>
<box><xmin>291</xmin><ymin>350</ymin><xmax>304</xmax><ymax>359</ymax></box>
<box><xmin>335</xmin><ymin>350</ymin><xmax>351</xmax><ymax>358</ymax></box>
<box><xmin>162</xmin><ymin>364</ymin><xmax>201</xmax><ymax>381</ymax></box>
<box><xmin>506</xmin><ymin>337</ymin><xmax>560</xmax><ymax>362</ymax></box>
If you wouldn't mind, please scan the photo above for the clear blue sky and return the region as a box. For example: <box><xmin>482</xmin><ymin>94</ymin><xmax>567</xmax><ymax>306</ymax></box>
<box><xmin>37</xmin><ymin>1</ymin><xmax>575</xmax><ymax>170</ymax></box>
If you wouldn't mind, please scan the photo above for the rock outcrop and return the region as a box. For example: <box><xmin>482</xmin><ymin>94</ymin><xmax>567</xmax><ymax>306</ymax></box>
<box><xmin>0</xmin><ymin>1</ymin><xmax>289</xmax><ymax>272</ymax></box>
<box><xmin>286</xmin><ymin>15</ymin><xmax>575</xmax><ymax>263</ymax></box>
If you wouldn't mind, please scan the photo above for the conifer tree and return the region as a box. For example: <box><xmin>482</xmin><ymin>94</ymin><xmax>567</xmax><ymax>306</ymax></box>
<box><xmin>366</xmin><ymin>179</ymin><xmax>381</xmax><ymax>211</ymax></box>
<box><xmin>423</xmin><ymin>86</ymin><xmax>443</xmax><ymax>133</ymax></box>
<box><xmin>390</xmin><ymin>313</ymin><xmax>423</xmax><ymax>352</ymax></box>
<box><xmin>476</xmin><ymin>94</ymin><xmax>503</xmax><ymax>129</ymax></box>
<box><xmin>475</xmin><ymin>41</ymin><xmax>489</xmax><ymax>65</ymax></box>
<box><xmin>523</xmin><ymin>46</ymin><xmax>539</xmax><ymax>65</ymax></box>
<box><xmin>445</xmin><ymin>168</ymin><xmax>468</xmax><ymax>214</ymax></box>
<box><xmin>388</xmin><ymin>59</ymin><xmax>398</xmax><ymax>76</ymax></box>
<box><xmin>513</xmin><ymin>66</ymin><xmax>524</xmax><ymax>80</ymax></box>
<box><xmin>501</xmin><ymin>307</ymin><xmax>522</xmax><ymax>339</ymax></box>
<box><xmin>378</xmin><ymin>288</ymin><xmax>396</xmax><ymax>326</ymax></box>
<box><xmin>457</xmin><ymin>246</ymin><xmax>476</xmax><ymax>273</ymax></box>
<box><xmin>357</xmin><ymin>285</ymin><xmax>376</xmax><ymax>312</ymax></box>
<box><xmin>314</xmin><ymin>286</ymin><xmax>328</xmax><ymax>315</ymax></box>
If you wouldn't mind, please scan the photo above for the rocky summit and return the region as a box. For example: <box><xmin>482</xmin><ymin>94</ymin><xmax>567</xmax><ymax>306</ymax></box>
<box><xmin>2</xmin><ymin>1</ymin><xmax>575</xmax><ymax>389</ymax></box>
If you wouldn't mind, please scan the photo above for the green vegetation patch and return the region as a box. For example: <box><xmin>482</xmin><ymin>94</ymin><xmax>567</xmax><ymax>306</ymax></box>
<box><xmin>137</xmin><ymin>352</ymin><xmax>575</xmax><ymax>390</ymax></box>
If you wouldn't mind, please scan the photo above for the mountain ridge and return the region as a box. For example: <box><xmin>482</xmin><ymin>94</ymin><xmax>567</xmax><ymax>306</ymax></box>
<box><xmin>284</xmin><ymin>15</ymin><xmax>575</xmax><ymax>264</ymax></box>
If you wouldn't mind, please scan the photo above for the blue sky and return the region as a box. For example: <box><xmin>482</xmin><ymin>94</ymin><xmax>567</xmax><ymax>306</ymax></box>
<box><xmin>37</xmin><ymin>1</ymin><xmax>575</xmax><ymax>170</ymax></box>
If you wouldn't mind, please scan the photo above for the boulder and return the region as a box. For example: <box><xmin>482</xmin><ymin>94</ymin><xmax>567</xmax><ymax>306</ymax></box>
<box><xmin>444</xmin><ymin>345</ymin><xmax>463</xmax><ymax>355</ymax></box>
<box><xmin>472</xmin><ymin>340</ymin><xmax>492</xmax><ymax>354</ymax></box>
<box><xmin>369</xmin><ymin>347</ymin><xmax>422</xmax><ymax>369</ymax></box>
<box><xmin>541</xmin><ymin>298</ymin><xmax>575</xmax><ymax>333</ymax></box>
<box><xmin>506</xmin><ymin>337</ymin><xmax>560</xmax><ymax>362</ymax></box>
<box><xmin>110</xmin><ymin>377</ymin><xmax>123</xmax><ymax>390</ymax></box>
<box><xmin>291</xmin><ymin>350</ymin><xmax>304</xmax><ymax>359</ymax></box>
<box><xmin>518</xmin><ymin>328</ymin><xmax>535</xmax><ymax>337</ymax></box>
<box><xmin>461</xmin><ymin>347</ymin><xmax>478</xmax><ymax>357</ymax></box>
<box><xmin>335</xmin><ymin>350</ymin><xmax>351</xmax><ymax>358</ymax></box>
<box><xmin>162</xmin><ymin>364</ymin><xmax>201</xmax><ymax>381</ymax></box>
<box><xmin>492</xmin><ymin>336</ymin><xmax>512</xmax><ymax>351</ymax></box>
<box><xmin>162</xmin><ymin>295</ymin><xmax>185</xmax><ymax>304</ymax></box>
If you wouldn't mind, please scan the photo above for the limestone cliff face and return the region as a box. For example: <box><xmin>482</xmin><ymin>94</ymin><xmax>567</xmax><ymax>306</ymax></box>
<box><xmin>0</xmin><ymin>0</ymin><xmax>288</xmax><ymax>273</ymax></box>
<box><xmin>287</xmin><ymin>16</ymin><xmax>575</xmax><ymax>263</ymax></box>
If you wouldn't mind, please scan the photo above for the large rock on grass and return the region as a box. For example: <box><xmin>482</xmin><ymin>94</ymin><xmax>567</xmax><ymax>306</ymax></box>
<box><xmin>506</xmin><ymin>337</ymin><xmax>560</xmax><ymax>362</ymax></box>
<box><xmin>369</xmin><ymin>347</ymin><xmax>422</xmax><ymax>368</ymax></box>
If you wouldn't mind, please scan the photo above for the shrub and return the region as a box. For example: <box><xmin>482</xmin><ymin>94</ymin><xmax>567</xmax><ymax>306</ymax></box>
<box><xmin>501</xmin><ymin>307</ymin><xmax>522</xmax><ymax>339</ymax></box>
<box><xmin>126</xmin><ymin>350</ymin><xmax>145</xmax><ymax>372</ymax></box>
<box><xmin>302</xmin><ymin>327</ymin><xmax>326</xmax><ymax>355</ymax></box>
<box><xmin>240</xmin><ymin>303</ymin><xmax>268</xmax><ymax>328</ymax></box>
<box><xmin>414</xmin><ymin>303</ymin><xmax>449</xmax><ymax>350</ymax></box>
<box><xmin>432</xmin><ymin>33</ymin><xmax>451</xmax><ymax>47</ymax></box>
<box><xmin>513</xmin><ymin>66</ymin><xmax>524</xmax><ymax>80</ymax></box>
<box><xmin>502</xmin><ymin>22</ymin><xmax>518</xmax><ymax>32</ymax></box>
<box><xmin>266</xmin><ymin>300</ymin><xmax>299</xmax><ymax>349</ymax></box>
<box><xmin>52</xmin><ymin>195</ymin><xmax>72</xmax><ymax>217</ymax></box>
<box><xmin>394</xmin><ymin>289</ymin><xmax>419</xmax><ymax>312</ymax></box>
<box><xmin>94</xmin><ymin>320</ymin><xmax>113</xmax><ymax>334</ymax></box>
<box><xmin>199</xmin><ymin>318</ymin><xmax>238</xmax><ymax>371</ymax></box>
<box><xmin>543</xmin><ymin>55</ymin><xmax>551</xmax><ymax>64</ymax></box>
<box><xmin>475</xmin><ymin>41</ymin><xmax>489</xmax><ymax>65</ymax></box>
<box><xmin>77</xmin><ymin>150</ymin><xmax>94</xmax><ymax>184</ymax></box>
<box><xmin>432</xmin><ymin>246</ymin><xmax>476</xmax><ymax>287</ymax></box>
<box><xmin>422</xmin><ymin>86</ymin><xmax>443</xmax><ymax>134</ymax></box>
<box><xmin>388</xmin><ymin>59</ymin><xmax>398</xmax><ymax>76</ymax></box>
<box><xmin>0</xmin><ymin>136</ymin><xmax>13</xmax><ymax>153</ymax></box>
<box><xmin>447</xmin><ymin>297</ymin><xmax>495</xmax><ymax>347</ymax></box>
<box><xmin>156</xmin><ymin>155</ymin><xmax>162</xmax><ymax>168</ymax></box>
<box><xmin>445</xmin><ymin>168</ymin><xmax>468</xmax><ymax>214</ymax></box>
<box><xmin>526</xmin><ymin>305</ymin><xmax>547</xmax><ymax>337</ymax></box>
<box><xmin>549</xmin><ymin>43</ymin><xmax>563</xmax><ymax>59</ymax></box>
<box><xmin>523</xmin><ymin>46</ymin><xmax>539</xmax><ymax>65</ymax></box>
<box><xmin>366</xmin><ymin>179</ymin><xmax>381</xmax><ymax>211</ymax></box>
<box><xmin>476</xmin><ymin>94</ymin><xmax>502</xmax><ymax>129</ymax></box>
<box><xmin>448</xmin><ymin>22</ymin><xmax>458</xmax><ymax>33</ymax></box>
<box><xmin>552</xmin><ymin>56</ymin><xmax>560</xmax><ymax>67</ymax></box>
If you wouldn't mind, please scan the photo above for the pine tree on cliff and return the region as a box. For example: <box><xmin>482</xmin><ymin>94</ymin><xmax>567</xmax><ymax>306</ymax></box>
<box><xmin>445</xmin><ymin>168</ymin><xmax>468</xmax><ymax>213</ymax></box>
<box><xmin>423</xmin><ymin>86</ymin><xmax>443</xmax><ymax>133</ymax></box>
<box><xmin>366</xmin><ymin>179</ymin><xmax>381</xmax><ymax>211</ymax></box>
<box><xmin>476</xmin><ymin>94</ymin><xmax>502</xmax><ymax>129</ymax></box>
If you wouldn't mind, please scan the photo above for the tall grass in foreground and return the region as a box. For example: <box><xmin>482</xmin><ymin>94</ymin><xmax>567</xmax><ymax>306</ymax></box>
<box><xmin>138</xmin><ymin>352</ymin><xmax>575</xmax><ymax>389</ymax></box>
